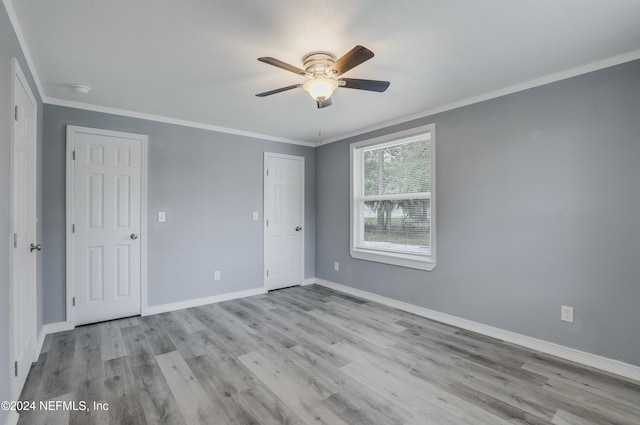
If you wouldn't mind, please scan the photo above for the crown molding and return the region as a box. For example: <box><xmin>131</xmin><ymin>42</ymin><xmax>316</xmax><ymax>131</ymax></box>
<box><xmin>7</xmin><ymin>0</ymin><xmax>639</xmax><ymax>149</ymax></box>
<box><xmin>2</xmin><ymin>0</ymin><xmax>45</xmax><ymax>100</ymax></box>
<box><xmin>45</xmin><ymin>97</ymin><xmax>315</xmax><ymax>147</ymax></box>
<box><xmin>45</xmin><ymin>49</ymin><xmax>640</xmax><ymax>148</ymax></box>
<box><xmin>319</xmin><ymin>49</ymin><xmax>640</xmax><ymax>145</ymax></box>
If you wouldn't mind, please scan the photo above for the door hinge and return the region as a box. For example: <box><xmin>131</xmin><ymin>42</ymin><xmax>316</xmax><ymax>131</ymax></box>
<box><xmin>14</xmin><ymin>105</ymin><xmax>19</xmax><ymax>122</ymax></box>
<box><xmin>266</xmin><ymin>169</ymin><xmax>269</xmax><ymax>176</ymax></box>
<box><xmin>266</xmin><ymin>270</ymin><xmax>269</xmax><ymax>277</ymax></box>
<box><xmin>15</xmin><ymin>361</ymin><xmax>18</xmax><ymax>377</ymax></box>
<box><xmin>13</xmin><ymin>233</ymin><xmax>18</xmax><ymax>248</ymax></box>
<box><xmin>72</xmin><ymin>224</ymin><xmax>75</xmax><ymax>233</ymax></box>
<box><xmin>72</xmin><ymin>150</ymin><xmax>76</xmax><ymax>160</ymax></box>
<box><xmin>72</xmin><ymin>297</ymin><xmax>75</xmax><ymax>307</ymax></box>
<box><xmin>266</xmin><ymin>220</ymin><xmax>269</xmax><ymax>227</ymax></box>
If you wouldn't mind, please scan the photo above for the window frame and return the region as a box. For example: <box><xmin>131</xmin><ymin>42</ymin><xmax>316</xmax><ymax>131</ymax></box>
<box><xmin>349</xmin><ymin>124</ymin><xmax>436</xmax><ymax>271</ymax></box>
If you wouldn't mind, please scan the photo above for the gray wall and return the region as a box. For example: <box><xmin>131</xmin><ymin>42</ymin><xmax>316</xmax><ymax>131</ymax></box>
<box><xmin>42</xmin><ymin>105</ymin><xmax>315</xmax><ymax>321</ymax></box>
<box><xmin>316</xmin><ymin>59</ymin><xmax>640</xmax><ymax>366</ymax></box>
<box><xmin>1</xmin><ymin>4</ymin><xmax>44</xmax><ymax>423</ymax></box>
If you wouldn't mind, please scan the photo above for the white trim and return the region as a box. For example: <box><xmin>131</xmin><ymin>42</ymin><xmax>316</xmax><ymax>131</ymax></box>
<box><xmin>350</xmin><ymin>124</ymin><xmax>436</xmax><ymax>271</ymax></box>
<box><xmin>34</xmin><ymin>322</ymin><xmax>75</xmax><ymax>360</ymax></box>
<box><xmin>350</xmin><ymin>248</ymin><xmax>435</xmax><ymax>271</ymax></box>
<box><xmin>311</xmin><ymin>278</ymin><xmax>640</xmax><ymax>382</ymax></box>
<box><xmin>4</xmin><ymin>411</ymin><xmax>18</xmax><ymax>425</ymax></box>
<box><xmin>46</xmin><ymin>97</ymin><xmax>315</xmax><ymax>147</ymax></box>
<box><xmin>65</xmin><ymin>126</ymin><xmax>148</xmax><ymax>324</ymax></box>
<box><xmin>142</xmin><ymin>288</ymin><xmax>267</xmax><ymax>316</ymax></box>
<box><xmin>40</xmin><ymin>49</ymin><xmax>640</xmax><ymax>149</ymax></box>
<box><xmin>263</xmin><ymin>152</ymin><xmax>306</xmax><ymax>290</ymax></box>
<box><xmin>320</xmin><ymin>49</ymin><xmax>640</xmax><ymax>145</ymax></box>
<box><xmin>2</xmin><ymin>0</ymin><xmax>45</xmax><ymax>100</ymax></box>
<box><xmin>4</xmin><ymin>0</ymin><xmax>639</xmax><ymax>152</ymax></box>
<box><xmin>301</xmin><ymin>278</ymin><xmax>315</xmax><ymax>286</ymax></box>
<box><xmin>140</xmin><ymin>137</ymin><xmax>149</xmax><ymax>313</ymax></box>
<box><xmin>3</xmin><ymin>320</ymin><xmax>74</xmax><ymax>425</ymax></box>
<box><xmin>9</xmin><ymin>57</ymin><xmax>38</xmax><ymax>403</ymax></box>
<box><xmin>358</xmin><ymin>192</ymin><xmax>431</xmax><ymax>202</ymax></box>
<box><xmin>65</xmin><ymin>128</ymin><xmax>74</xmax><ymax>323</ymax></box>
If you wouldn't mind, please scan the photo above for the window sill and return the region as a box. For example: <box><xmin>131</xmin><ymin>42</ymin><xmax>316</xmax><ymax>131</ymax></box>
<box><xmin>350</xmin><ymin>247</ymin><xmax>436</xmax><ymax>271</ymax></box>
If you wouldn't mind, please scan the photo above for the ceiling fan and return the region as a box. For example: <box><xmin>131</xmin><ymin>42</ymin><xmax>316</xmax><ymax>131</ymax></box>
<box><xmin>256</xmin><ymin>45</ymin><xmax>390</xmax><ymax>109</ymax></box>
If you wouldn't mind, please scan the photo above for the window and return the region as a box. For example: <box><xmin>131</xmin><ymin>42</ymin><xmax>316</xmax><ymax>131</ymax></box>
<box><xmin>350</xmin><ymin>124</ymin><xmax>435</xmax><ymax>270</ymax></box>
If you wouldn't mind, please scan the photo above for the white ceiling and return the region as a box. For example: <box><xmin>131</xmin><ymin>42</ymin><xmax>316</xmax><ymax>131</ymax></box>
<box><xmin>10</xmin><ymin>0</ymin><xmax>640</xmax><ymax>144</ymax></box>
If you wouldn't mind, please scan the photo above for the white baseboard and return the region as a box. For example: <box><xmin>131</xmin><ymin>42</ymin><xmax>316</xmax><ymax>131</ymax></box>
<box><xmin>312</xmin><ymin>278</ymin><xmax>640</xmax><ymax>382</ymax></box>
<box><xmin>4</xmin><ymin>410</ymin><xmax>18</xmax><ymax>425</ymax></box>
<box><xmin>142</xmin><ymin>287</ymin><xmax>267</xmax><ymax>316</ymax></box>
<box><xmin>35</xmin><ymin>321</ymin><xmax>75</xmax><ymax>361</ymax></box>
<box><xmin>30</xmin><ymin>280</ymin><xmax>640</xmax><ymax>382</ymax></box>
<box><xmin>4</xmin><ymin>321</ymin><xmax>76</xmax><ymax>425</ymax></box>
<box><xmin>301</xmin><ymin>278</ymin><xmax>315</xmax><ymax>286</ymax></box>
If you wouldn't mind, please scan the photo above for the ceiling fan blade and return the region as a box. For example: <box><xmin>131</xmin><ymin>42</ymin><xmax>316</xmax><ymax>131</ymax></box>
<box><xmin>256</xmin><ymin>84</ymin><xmax>302</xmax><ymax>97</ymax></box>
<box><xmin>316</xmin><ymin>97</ymin><xmax>333</xmax><ymax>109</ymax></box>
<box><xmin>329</xmin><ymin>45</ymin><xmax>374</xmax><ymax>76</ymax></box>
<box><xmin>258</xmin><ymin>57</ymin><xmax>307</xmax><ymax>76</ymax></box>
<box><xmin>340</xmin><ymin>78</ymin><xmax>390</xmax><ymax>92</ymax></box>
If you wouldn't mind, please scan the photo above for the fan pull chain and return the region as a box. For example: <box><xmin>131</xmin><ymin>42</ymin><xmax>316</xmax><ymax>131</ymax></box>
<box><xmin>318</xmin><ymin>107</ymin><xmax>325</xmax><ymax>144</ymax></box>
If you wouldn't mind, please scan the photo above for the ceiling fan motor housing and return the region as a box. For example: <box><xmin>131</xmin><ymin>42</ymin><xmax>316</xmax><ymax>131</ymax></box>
<box><xmin>302</xmin><ymin>51</ymin><xmax>337</xmax><ymax>77</ymax></box>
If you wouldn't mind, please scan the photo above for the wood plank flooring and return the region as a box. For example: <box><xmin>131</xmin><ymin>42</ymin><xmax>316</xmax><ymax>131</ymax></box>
<box><xmin>17</xmin><ymin>284</ymin><xmax>640</xmax><ymax>424</ymax></box>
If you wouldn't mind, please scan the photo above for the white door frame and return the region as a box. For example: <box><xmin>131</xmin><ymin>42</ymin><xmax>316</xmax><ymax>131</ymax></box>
<box><xmin>65</xmin><ymin>125</ymin><xmax>148</xmax><ymax>324</ymax></box>
<box><xmin>263</xmin><ymin>152</ymin><xmax>305</xmax><ymax>290</ymax></box>
<box><xmin>9</xmin><ymin>57</ymin><xmax>38</xmax><ymax>400</ymax></box>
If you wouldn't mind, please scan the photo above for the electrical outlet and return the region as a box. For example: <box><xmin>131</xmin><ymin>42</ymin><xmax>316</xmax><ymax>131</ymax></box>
<box><xmin>561</xmin><ymin>305</ymin><xmax>574</xmax><ymax>323</ymax></box>
<box><xmin>214</xmin><ymin>270</ymin><xmax>221</xmax><ymax>281</ymax></box>
<box><xmin>253</xmin><ymin>211</ymin><xmax>259</xmax><ymax>221</ymax></box>
<box><xmin>157</xmin><ymin>211</ymin><xmax>166</xmax><ymax>223</ymax></box>
<box><xmin>334</xmin><ymin>262</ymin><xmax>339</xmax><ymax>272</ymax></box>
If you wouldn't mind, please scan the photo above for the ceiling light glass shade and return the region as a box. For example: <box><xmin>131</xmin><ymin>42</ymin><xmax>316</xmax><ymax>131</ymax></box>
<box><xmin>303</xmin><ymin>78</ymin><xmax>339</xmax><ymax>100</ymax></box>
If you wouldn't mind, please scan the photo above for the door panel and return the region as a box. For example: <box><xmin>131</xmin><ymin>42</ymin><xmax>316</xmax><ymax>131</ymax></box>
<box><xmin>11</xmin><ymin>60</ymin><xmax>37</xmax><ymax>399</ymax></box>
<box><xmin>116</xmin><ymin>175</ymin><xmax>131</xmax><ymax>227</ymax></box>
<box><xmin>71</xmin><ymin>128</ymin><xmax>143</xmax><ymax>325</ymax></box>
<box><xmin>88</xmin><ymin>247</ymin><xmax>104</xmax><ymax>301</ymax></box>
<box><xmin>116</xmin><ymin>245</ymin><xmax>131</xmax><ymax>298</ymax></box>
<box><xmin>264</xmin><ymin>154</ymin><xmax>304</xmax><ymax>290</ymax></box>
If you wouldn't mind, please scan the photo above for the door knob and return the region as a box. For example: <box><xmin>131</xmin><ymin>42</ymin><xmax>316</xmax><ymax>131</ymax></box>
<box><xmin>295</xmin><ymin>226</ymin><xmax>302</xmax><ymax>232</ymax></box>
<box><xmin>130</xmin><ymin>233</ymin><xmax>138</xmax><ymax>240</ymax></box>
<box><xmin>30</xmin><ymin>243</ymin><xmax>42</xmax><ymax>252</ymax></box>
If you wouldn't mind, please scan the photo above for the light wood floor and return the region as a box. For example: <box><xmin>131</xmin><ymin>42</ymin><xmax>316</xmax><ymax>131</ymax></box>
<box><xmin>17</xmin><ymin>284</ymin><xmax>640</xmax><ymax>424</ymax></box>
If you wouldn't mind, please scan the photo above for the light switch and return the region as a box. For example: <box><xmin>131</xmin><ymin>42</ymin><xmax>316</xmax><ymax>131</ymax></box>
<box><xmin>253</xmin><ymin>211</ymin><xmax>259</xmax><ymax>221</ymax></box>
<box><xmin>158</xmin><ymin>211</ymin><xmax>166</xmax><ymax>223</ymax></box>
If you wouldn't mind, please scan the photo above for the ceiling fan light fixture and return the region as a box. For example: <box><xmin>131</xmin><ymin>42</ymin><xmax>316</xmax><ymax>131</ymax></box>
<box><xmin>303</xmin><ymin>78</ymin><xmax>338</xmax><ymax>101</ymax></box>
<box><xmin>257</xmin><ymin>45</ymin><xmax>388</xmax><ymax>108</ymax></box>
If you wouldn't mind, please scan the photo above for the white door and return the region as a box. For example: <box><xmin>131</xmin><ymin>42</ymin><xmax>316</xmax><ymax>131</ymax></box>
<box><xmin>68</xmin><ymin>126</ymin><xmax>145</xmax><ymax>325</ymax></box>
<box><xmin>10</xmin><ymin>59</ymin><xmax>38</xmax><ymax>399</ymax></box>
<box><xmin>264</xmin><ymin>153</ymin><xmax>304</xmax><ymax>291</ymax></box>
